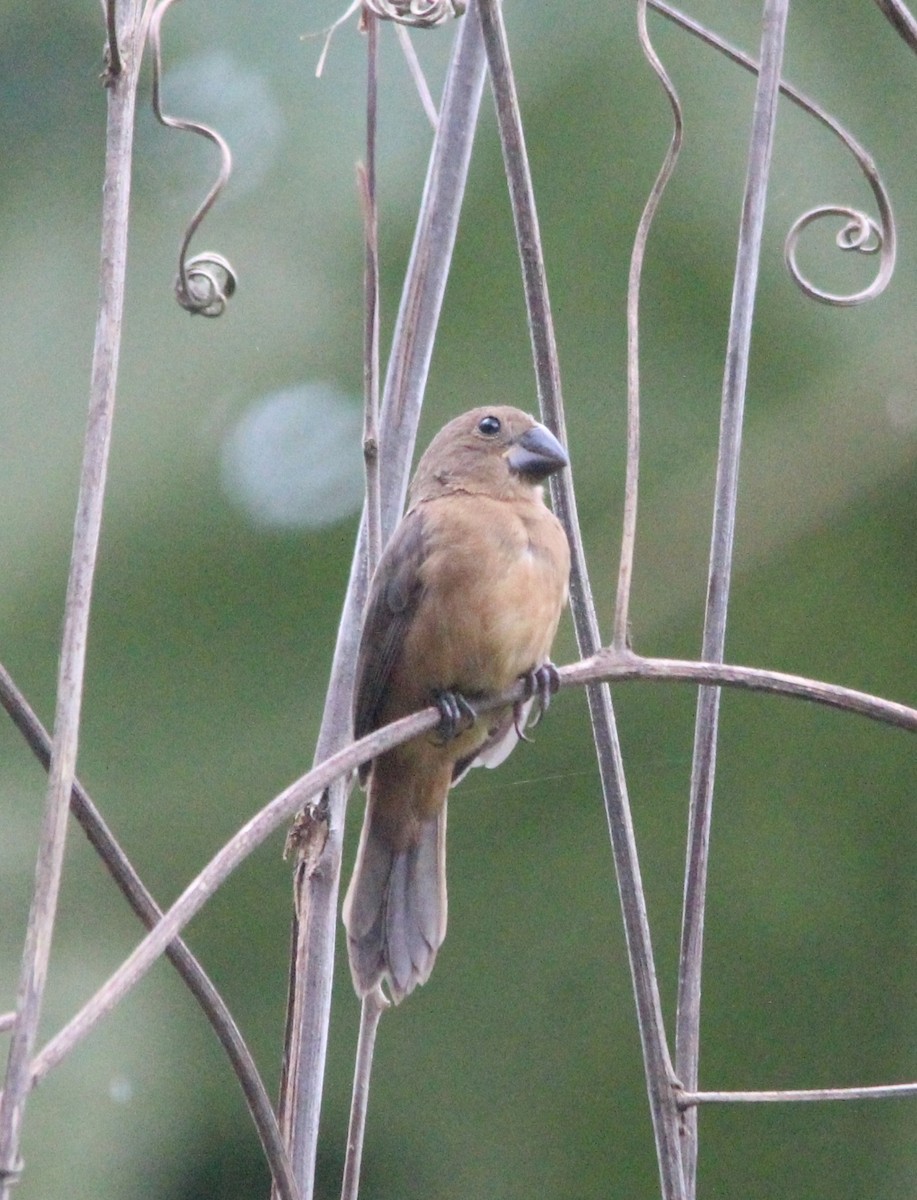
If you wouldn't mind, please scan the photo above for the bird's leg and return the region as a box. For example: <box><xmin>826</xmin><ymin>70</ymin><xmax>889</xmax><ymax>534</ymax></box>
<box><xmin>515</xmin><ymin>662</ymin><xmax>560</xmax><ymax>737</ymax></box>
<box><xmin>433</xmin><ymin>689</ymin><xmax>476</xmax><ymax>742</ymax></box>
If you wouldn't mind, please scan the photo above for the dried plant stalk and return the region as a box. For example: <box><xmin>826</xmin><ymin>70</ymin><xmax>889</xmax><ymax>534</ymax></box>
<box><xmin>476</xmin><ymin>1</ymin><xmax>685</xmax><ymax>1195</ymax></box>
<box><xmin>0</xmin><ymin>5</ymin><xmax>147</xmax><ymax>1193</ymax></box>
<box><xmin>19</xmin><ymin>656</ymin><xmax>914</xmax><ymax>1097</ymax></box>
<box><xmin>1</xmin><ymin>8</ymin><xmax>912</xmax><ymax>1200</ymax></box>
<box><xmin>676</xmin><ymin>3</ymin><xmax>790</xmax><ymax>1195</ymax></box>
<box><xmin>0</xmin><ymin>664</ymin><xmax>299</xmax><ymax>1200</ymax></box>
<box><xmin>276</xmin><ymin>8</ymin><xmax>488</xmax><ymax>1198</ymax></box>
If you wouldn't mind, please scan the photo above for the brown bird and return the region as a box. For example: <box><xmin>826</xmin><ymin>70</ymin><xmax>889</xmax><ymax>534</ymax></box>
<box><xmin>343</xmin><ymin>406</ymin><xmax>571</xmax><ymax>1003</ymax></box>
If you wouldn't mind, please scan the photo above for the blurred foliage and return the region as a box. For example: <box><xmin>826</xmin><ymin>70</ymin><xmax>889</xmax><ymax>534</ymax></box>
<box><xmin>1</xmin><ymin>2</ymin><xmax>915</xmax><ymax>1199</ymax></box>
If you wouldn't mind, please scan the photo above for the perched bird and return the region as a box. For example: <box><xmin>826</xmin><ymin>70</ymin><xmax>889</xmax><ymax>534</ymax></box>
<box><xmin>343</xmin><ymin>406</ymin><xmax>571</xmax><ymax>1002</ymax></box>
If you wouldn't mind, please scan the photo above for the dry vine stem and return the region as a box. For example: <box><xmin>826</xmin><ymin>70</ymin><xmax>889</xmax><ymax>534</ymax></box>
<box><xmin>0</xmin><ymin>664</ymin><xmax>300</xmax><ymax>1200</ymax></box>
<box><xmin>677</xmin><ymin>3</ymin><xmax>790</xmax><ymax>1195</ymax></box>
<box><xmin>17</xmin><ymin>652</ymin><xmax>916</xmax><ymax>1099</ymax></box>
<box><xmin>650</xmin><ymin>0</ymin><xmax>896</xmax><ymax>307</ymax></box>
<box><xmin>0</xmin><ymin>3</ymin><xmax>150</xmax><ymax>1194</ymax></box>
<box><xmin>2</xmin><ymin>4</ymin><xmax>913</xmax><ymax>1200</ymax></box>
<box><xmin>476</xmin><ymin>0</ymin><xmax>685</xmax><ymax>1194</ymax></box>
<box><xmin>276</xmin><ymin>8</ymin><xmax>488</xmax><ymax>1199</ymax></box>
<box><xmin>613</xmin><ymin>0</ymin><xmax>683</xmax><ymax>652</ymax></box>
<box><xmin>149</xmin><ymin>0</ymin><xmax>238</xmax><ymax>315</ymax></box>
<box><xmin>341</xmin><ymin>17</ymin><xmax>386</xmax><ymax>1199</ymax></box>
<box><xmin>3</xmin><ymin>653</ymin><xmax>913</xmax><ymax>1190</ymax></box>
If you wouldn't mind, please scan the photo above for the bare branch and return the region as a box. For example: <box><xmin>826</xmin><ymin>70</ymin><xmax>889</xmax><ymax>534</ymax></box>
<box><xmin>14</xmin><ymin>645</ymin><xmax>912</xmax><ymax>1098</ymax></box>
<box><xmin>475</xmin><ymin>2</ymin><xmax>685</xmax><ymax>1196</ymax></box>
<box><xmin>570</xmin><ymin>651</ymin><xmax>917</xmax><ymax>733</ymax></box>
<box><xmin>394</xmin><ymin>24</ymin><xmax>440</xmax><ymax>129</ymax></box>
<box><xmin>103</xmin><ymin>0</ymin><xmax>122</xmax><ymax>81</ymax></box>
<box><xmin>681</xmin><ymin>1082</ymin><xmax>917</xmax><ymax>1105</ymax></box>
<box><xmin>277</xmin><ymin>14</ymin><xmax>489</xmax><ymax>1193</ymax></box>
<box><xmin>29</xmin><ymin>710</ymin><xmax>444</xmax><ymax>1091</ymax></box>
<box><xmin>614</xmin><ymin>0</ymin><xmax>684</xmax><ymax>650</ymax></box>
<box><xmin>340</xmin><ymin>989</ymin><xmax>387</xmax><ymax>1200</ymax></box>
<box><xmin>0</xmin><ymin>6</ymin><xmax>147</xmax><ymax>1191</ymax></box>
<box><xmin>338</xmin><ymin>23</ymin><xmax>386</xmax><ymax>1200</ymax></box>
<box><xmin>314</xmin><ymin>2</ymin><xmax>361</xmax><ymax>79</ymax></box>
<box><xmin>674</xmin><ymin>8</ymin><xmax>790</xmax><ymax>1192</ymax></box>
<box><xmin>0</xmin><ymin>663</ymin><xmax>300</xmax><ymax>1200</ymax></box>
<box><xmin>359</xmin><ymin>14</ymin><xmax>382</xmax><ymax>572</ymax></box>
<box><xmin>873</xmin><ymin>0</ymin><xmax>917</xmax><ymax>53</ymax></box>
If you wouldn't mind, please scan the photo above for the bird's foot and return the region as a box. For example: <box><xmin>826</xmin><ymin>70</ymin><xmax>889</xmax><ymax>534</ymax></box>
<box><xmin>433</xmin><ymin>689</ymin><xmax>476</xmax><ymax>742</ymax></box>
<box><xmin>514</xmin><ymin>662</ymin><xmax>560</xmax><ymax>738</ymax></box>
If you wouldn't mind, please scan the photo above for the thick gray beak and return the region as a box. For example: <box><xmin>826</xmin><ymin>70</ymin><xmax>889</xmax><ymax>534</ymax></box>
<box><xmin>506</xmin><ymin>422</ymin><xmax>568</xmax><ymax>481</ymax></box>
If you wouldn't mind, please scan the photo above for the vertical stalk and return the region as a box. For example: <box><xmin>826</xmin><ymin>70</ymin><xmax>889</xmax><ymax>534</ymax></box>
<box><xmin>476</xmin><ymin>2</ymin><xmax>685</xmax><ymax>1196</ymax></box>
<box><xmin>0</xmin><ymin>4</ymin><xmax>145</xmax><ymax>1194</ymax></box>
<box><xmin>276</xmin><ymin>9</ymin><xmax>487</xmax><ymax>1198</ymax></box>
<box><xmin>339</xmin><ymin>989</ymin><xmax>386</xmax><ymax>1200</ymax></box>
<box><xmin>675</xmin><ymin>4</ymin><xmax>790</xmax><ymax>1196</ymax></box>
<box><xmin>613</xmin><ymin>0</ymin><xmax>683</xmax><ymax>650</ymax></box>
<box><xmin>0</xmin><ymin>664</ymin><xmax>299</xmax><ymax>1200</ymax></box>
<box><xmin>361</xmin><ymin>12</ymin><xmax>382</xmax><ymax>570</ymax></box>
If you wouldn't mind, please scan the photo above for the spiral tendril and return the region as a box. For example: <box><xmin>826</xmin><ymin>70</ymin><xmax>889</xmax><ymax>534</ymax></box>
<box><xmin>784</xmin><ymin>205</ymin><xmax>890</xmax><ymax>307</ymax></box>
<box><xmin>648</xmin><ymin>1</ymin><xmax>896</xmax><ymax>307</ymax></box>
<box><xmin>175</xmin><ymin>252</ymin><xmax>238</xmax><ymax>318</ymax></box>
<box><xmin>149</xmin><ymin>0</ymin><xmax>238</xmax><ymax>316</ymax></box>
<box><xmin>363</xmin><ymin>0</ymin><xmax>466</xmax><ymax>27</ymax></box>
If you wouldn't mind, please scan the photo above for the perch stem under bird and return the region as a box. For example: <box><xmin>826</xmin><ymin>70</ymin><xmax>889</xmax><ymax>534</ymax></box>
<box><xmin>343</xmin><ymin>406</ymin><xmax>571</xmax><ymax>1003</ymax></box>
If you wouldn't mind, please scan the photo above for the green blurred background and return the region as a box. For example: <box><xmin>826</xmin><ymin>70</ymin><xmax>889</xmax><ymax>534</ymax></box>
<box><xmin>1</xmin><ymin>1</ymin><xmax>915</xmax><ymax>1197</ymax></box>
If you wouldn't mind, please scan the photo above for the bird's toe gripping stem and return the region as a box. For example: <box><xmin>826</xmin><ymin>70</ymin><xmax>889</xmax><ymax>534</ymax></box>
<box><xmin>514</xmin><ymin>662</ymin><xmax>560</xmax><ymax>739</ymax></box>
<box><xmin>433</xmin><ymin>689</ymin><xmax>476</xmax><ymax>742</ymax></box>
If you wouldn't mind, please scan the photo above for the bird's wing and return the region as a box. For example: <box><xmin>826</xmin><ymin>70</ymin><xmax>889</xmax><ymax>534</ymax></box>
<box><xmin>353</xmin><ymin>507</ymin><xmax>428</xmax><ymax>753</ymax></box>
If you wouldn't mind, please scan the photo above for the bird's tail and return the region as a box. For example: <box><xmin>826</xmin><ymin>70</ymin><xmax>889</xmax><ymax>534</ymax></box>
<box><xmin>343</xmin><ymin>802</ymin><xmax>448</xmax><ymax>1004</ymax></box>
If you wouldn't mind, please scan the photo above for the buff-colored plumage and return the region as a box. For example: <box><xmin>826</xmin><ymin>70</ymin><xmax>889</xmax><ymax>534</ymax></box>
<box><xmin>343</xmin><ymin>407</ymin><xmax>571</xmax><ymax>1002</ymax></box>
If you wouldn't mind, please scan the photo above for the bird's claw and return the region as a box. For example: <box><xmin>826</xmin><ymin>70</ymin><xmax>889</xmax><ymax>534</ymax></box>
<box><xmin>515</xmin><ymin>661</ymin><xmax>560</xmax><ymax>737</ymax></box>
<box><xmin>434</xmin><ymin>689</ymin><xmax>476</xmax><ymax>742</ymax></box>
<box><xmin>512</xmin><ymin>702</ymin><xmax>534</xmax><ymax>742</ymax></box>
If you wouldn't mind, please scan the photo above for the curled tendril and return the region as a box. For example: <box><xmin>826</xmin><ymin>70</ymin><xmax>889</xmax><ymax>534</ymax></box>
<box><xmin>836</xmin><ymin>214</ymin><xmax>882</xmax><ymax>254</ymax></box>
<box><xmin>175</xmin><ymin>252</ymin><xmax>238</xmax><ymax>318</ymax></box>
<box><xmin>648</xmin><ymin>1</ymin><xmax>896</xmax><ymax>307</ymax></box>
<box><xmin>785</xmin><ymin>206</ymin><xmax>889</xmax><ymax>306</ymax></box>
<box><xmin>314</xmin><ymin>0</ymin><xmax>464</xmax><ymax>79</ymax></box>
<box><xmin>363</xmin><ymin>0</ymin><xmax>466</xmax><ymax>27</ymax></box>
<box><xmin>149</xmin><ymin>0</ymin><xmax>238</xmax><ymax>316</ymax></box>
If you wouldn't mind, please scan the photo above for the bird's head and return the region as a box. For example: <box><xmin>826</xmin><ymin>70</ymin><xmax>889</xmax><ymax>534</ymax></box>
<box><xmin>409</xmin><ymin>406</ymin><xmax>569</xmax><ymax>505</ymax></box>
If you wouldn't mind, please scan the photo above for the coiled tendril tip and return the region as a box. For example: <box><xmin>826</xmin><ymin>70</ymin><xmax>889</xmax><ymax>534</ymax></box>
<box><xmin>175</xmin><ymin>253</ymin><xmax>238</xmax><ymax>319</ymax></box>
<box><xmin>151</xmin><ymin>0</ymin><xmax>237</xmax><ymax>318</ymax></box>
<box><xmin>363</xmin><ymin>0</ymin><xmax>466</xmax><ymax>28</ymax></box>
<box><xmin>784</xmin><ymin>204</ymin><xmax>892</xmax><ymax>307</ymax></box>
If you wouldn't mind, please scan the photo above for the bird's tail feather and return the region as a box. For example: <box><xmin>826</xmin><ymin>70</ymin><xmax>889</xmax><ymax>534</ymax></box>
<box><xmin>343</xmin><ymin>803</ymin><xmax>447</xmax><ymax>1003</ymax></box>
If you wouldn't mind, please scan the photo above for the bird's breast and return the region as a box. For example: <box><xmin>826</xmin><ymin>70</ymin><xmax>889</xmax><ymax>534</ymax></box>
<box><xmin>396</xmin><ymin>494</ymin><xmax>569</xmax><ymax>701</ymax></box>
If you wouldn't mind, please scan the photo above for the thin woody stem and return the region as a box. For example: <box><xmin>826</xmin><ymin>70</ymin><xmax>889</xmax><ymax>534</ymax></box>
<box><xmin>681</xmin><ymin>1082</ymin><xmax>917</xmax><ymax>1105</ymax></box>
<box><xmin>276</xmin><ymin>10</ymin><xmax>488</xmax><ymax>1198</ymax></box>
<box><xmin>339</xmin><ymin>18</ymin><xmax>386</xmax><ymax>1200</ymax></box>
<box><xmin>0</xmin><ymin>6</ymin><xmax>145</xmax><ymax>1192</ymax></box>
<box><xmin>613</xmin><ymin>0</ymin><xmax>683</xmax><ymax>650</ymax></box>
<box><xmin>13</xmin><ymin>648</ymin><xmax>914</xmax><ymax>1094</ymax></box>
<box><xmin>103</xmin><ymin>0</ymin><xmax>122</xmax><ymax>79</ymax></box>
<box><xmin>340</xmin><ymin>988</ymin><xmax>387</xmax><ymax>1200</ymax></box>
<box><xmin>476</xmin><ymin>2</ymin><xmax>685</xmax><ymax>1196</ymax></box>
<box><xmin>360</xmin><ymin>11</ymin><xmax>382</xmax><ymax>572</ymax></box>
<box><xmin>0</xmin><ymin>663</ymin><xmax>299</xmax><ymax>1200</ymax></box>
<box><xmin>676</xmin><ymin>5</ymin><xmax>790</xmax><ymax>1195</ymax></box>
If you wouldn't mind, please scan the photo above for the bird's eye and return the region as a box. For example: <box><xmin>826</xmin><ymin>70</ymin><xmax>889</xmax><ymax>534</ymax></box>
<box><xmin>477</xmin><ymin>415</ymin><xmax>502</xmax><ymax>436</ymax></box>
